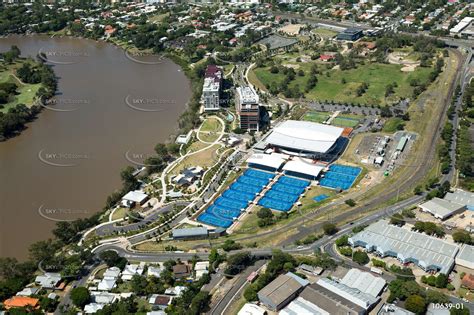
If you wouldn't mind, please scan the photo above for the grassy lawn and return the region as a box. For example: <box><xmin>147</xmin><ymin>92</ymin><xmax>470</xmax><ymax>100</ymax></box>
<box><xmin>0</xmin><ymin>62</ymin><xmax>42</xmax><ymax>113</ymax></box>
<box><xmin>252</xmin><ymin>62</ymin><xmax>433</xmax><ymax>105</ymax></box>
<box><xmin>332</xmin><ymin>116</ymin><xmax>360</xmax><ymax>128</ymax></box>
<box><xmin>171</xmin><ymin>144</ymin><xmax>220</xmax><ymax>176</ymax></box>
<box><xmin>311</xmin><ymin>28</ymin><xmax>338</xmax><ymax>38</ymax></box>
<box><xmin>111</xmin><ymin>207</ymin><xmax>128</xmax><ymax>221</ymax></box>
<box><xmin>382</xmin><ymin>117</ymin><xmax>405</xmax><ymax>133</ymax></box>
<box><xmin>200</xmin><ymin>117</ymin><xmax>222</xmax><ymax>132</ymax></box>
<box><xmin>148</xmin><ymin>12</ymin><xmax>169</xmax><ymax>23</ymax></box>
<box><xmin>199</xmin><ymin>132</ymin><xmax>220</xmax><ymax>143</ymax></box>
<box><xmin>299</xmin><ymin>186</ymin><xmax>336</xmax><ymax>209</ymax></box>
<box><xmin>303</xmin><ymin>111</ymin><xmax>330</xmax><ymax>123</ymax></box>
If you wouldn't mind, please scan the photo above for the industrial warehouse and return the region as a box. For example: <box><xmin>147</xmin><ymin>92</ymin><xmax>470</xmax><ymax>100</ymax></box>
<box><xmin>349</xmin><ymin>220</ymin><xmax>459</xmax><ymax>274</ymax></box>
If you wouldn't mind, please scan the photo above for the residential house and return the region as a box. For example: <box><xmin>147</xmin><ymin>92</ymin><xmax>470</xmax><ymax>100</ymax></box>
<box><xmin>164</xmin><ymin>286</ymin><xmax>186</xmax><ymax>297</ymax></box>
<box><xmin>121</xmin><ymin>263</ymin><xmax>145</xmax><ymax>281</ymax></box>
<box><xmin>35</xmin><ymin>273</ymin><xmax>62</xmax><ymax>289</ymax></box>
<box><xmin>172</xmin><ymin>264</ymin><xmax>191</xmax><ymax>279</ymax></box>
<box><xmin>149</xmin><ymin>294</ymin><xmax>173</xmax><ymax>310</ymax></box>
<box><xmin>147</xmin><ymin>265</ymin><xmax>164</xmax><ymax>278</ymax></box>
<box><xmin>16</xmin><ymin>287</ymin><xmax>39</xmax><ymax>297</ymax></box>
<box><xmin>194</xmin><ymin>261</ymin><xmax>209</xmax><ymax>279</ymax></box>
<box><xmin>3</xmin><ymin>296</ymin><xmax>40</xmax><ymax>310</ymax></box>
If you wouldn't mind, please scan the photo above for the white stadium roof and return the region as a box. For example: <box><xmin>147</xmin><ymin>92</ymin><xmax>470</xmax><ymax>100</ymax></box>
<box><xmin>266</xmin><ymin>120</ymin><xmax>344</xmax><ymax>154</ymax></box>
<box><xmin>247</xmin><ymin>153</ymin><xmax>286</xmax><ymax>170</ymax></box>
<box><xmin>283</xmin><ymin>159</ymin><xmax>324</xmax><ymax>178</ymax></box>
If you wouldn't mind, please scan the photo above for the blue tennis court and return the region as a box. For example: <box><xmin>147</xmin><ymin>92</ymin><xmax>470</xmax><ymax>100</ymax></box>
<box><xmin>223</xmin><ymin>189</ymin><xmax>255</xmax><ymax>203</ymax></box>
<box><xmin>198</xmin><ymin>169</ymin><xmax>281</xmax><ymax>228</ymax></box>
<box><xmin>265</xmin><ymin>190</ymin><xmax>299</xmax><ymax>203</ymax></box>
<box><xmin>207</xmin><ymin>205</ymin><xmax>241</xmax><ymax>219</ymax></box>
<box><xmin>258</xmin><ymin>197</ymin><xmax>293</xmax><ymax>212</ymax></box>
<box><xmin>320</xmin><ymin>164</ymin><xmax>361</xmax><ymax>190</ymax></box>
<box><xmin>329</xmin><ymin>164</ymin><xmax>361</xmax><ymax>176</ymax></box>
<box><xmin>245</xmin><ymin>168</ymin><xmax>275</xmax><ymax>181</ymax></box>
<box><xmin>278</xmin><ymin>176</ymin><xmax>310</xmax><ymax>188</ymax></box>
<box><xmin>237</xmin><ymin>175</ymin><xmax>269</xmax><ymax>188</ymax></box>
<box><xmin>272</xmin><ymin>182</ymin><xmax>306</xmax><ymax>195</ymax></box>
<box><xmin>231</xmin><ymin>182</ymin><xmax>262</xmax><ymax>195</ymax></box>
<box><xmin>214</xmin><ymin>196</ymin><xmax>247</xmax><ymax>211</ymax></box>
<box><xmin>197</xmin><ymin>213</ymin><xmax>233</xmax><ymax>228</ymax></box>
<box><xmin>313</xmin><ymin>194</ymin><xmax>329</xmax><ymax>202</ymax></box>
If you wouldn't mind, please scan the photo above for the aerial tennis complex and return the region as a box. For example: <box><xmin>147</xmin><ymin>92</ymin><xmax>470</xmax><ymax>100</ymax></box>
<box><xmin>196</xmin><ymin>120</ymin><xmax>362</xmax><ymax>229</ymax></box>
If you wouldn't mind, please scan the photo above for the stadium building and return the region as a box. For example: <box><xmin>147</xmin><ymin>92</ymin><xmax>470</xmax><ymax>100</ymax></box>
<box><xmin>265</xmin><ymin>120</ymin><xmax>347</xmax><ymax>161</ymax></box>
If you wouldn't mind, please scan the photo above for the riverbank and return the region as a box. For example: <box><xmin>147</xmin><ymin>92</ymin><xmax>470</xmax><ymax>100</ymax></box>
<box><xmin>0</xmin><ymin>47</ymin><xmax>57</xmax><ymax>141</ymax></box>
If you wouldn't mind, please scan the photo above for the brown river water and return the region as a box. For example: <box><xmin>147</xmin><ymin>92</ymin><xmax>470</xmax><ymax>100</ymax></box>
<box><xmin>0</xmin><ymin>35</ymin><xmax>191</xmax><ymax>259</ymax></box>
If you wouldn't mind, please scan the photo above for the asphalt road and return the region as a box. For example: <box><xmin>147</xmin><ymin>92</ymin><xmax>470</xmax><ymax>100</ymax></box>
<box><xmin>95</xmin><ymin>201</ymin><xmax>190</xmax><ymax>236</ymax></box>
<box><xmin>209</xmin><ymin>260</ymin><xmax>266</xmax><ymax>315</ymax></box>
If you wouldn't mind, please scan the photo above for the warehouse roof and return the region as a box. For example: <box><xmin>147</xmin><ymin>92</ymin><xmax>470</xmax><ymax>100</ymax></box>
<box><xmin>282</xmin><ymin>159</ymin><xmax>324</xmax><ymax>178</ymax></box>
<box><xmin>419</xmin><ymin>197</ymin><xmax>465</xmax><ymax>220</ymax></box>
<box><xmin>266</xmin><ymin>120</ymin><xmax>344</xmax><ymax>154</ymax></box>
<box><xmin>456</xmin><ymin>244</ymin><xmax>474</xmax><ymax>264</ymax></box>
<box><xmin>317</xmin><ymin>278</ymin><xmax>379</xmax><ymax>309</ymax></box>
<box><xmin>238</xmin><ymin>303</ymin><xmax>266</xmax><ymax>315</ymax></box>
<box><xmin>258</xmin><ymin>273</ymin><xmax>303</xmax><ymax>307</ymax></box>
<box><xmin>444</xmin><ymin>189</ymin><xmax>474</xmax><ymax>207</ymax></box>
<box><xmin>349</xmin><ymin>220</ymin><xmax>459</xmax><ymax>274</ymax></box>
<box><xmin>247</xmin><ymin>153</ymin><xmax>286</xmax><ymax>170</ymax></box>
<box><xmin>341</xmin><ymin>269</ymin><xmax>386</xmax><ymax>297</ymax></box>
<box><xmin>280</xmin><ymin>297</ymin><xmax>329</xmax><ymax>315</ymax></box>
<box><xmin>299</xmin><ymin>283</ymin><xmax>364</xmax><ymax>314</ymax></box>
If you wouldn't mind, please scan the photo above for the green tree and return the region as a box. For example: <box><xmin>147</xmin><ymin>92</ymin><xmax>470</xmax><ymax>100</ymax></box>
<box><xmin>70</xmin><ymin>287</ymin><xmax>90</xmax><ymax>308</ymax></box>
<box><xmin>405</xmin><ymin>295</ymin><xmax>427</xmax><ymax>314</ymax></box>
<box><xmin>352</xmin><ymin>251</ymin><xmax>369</xmax><ymax>265</ymax></box>
<box><xmin>335</xmin><ymin>235</ymin><xmax>349</xmax><ymax>247</ymax></box>
<box><xmin>322</xmin><ymin>223</ymin><xmax>338</xmax><ymax>235</ymax></box>
<box><xmin>435</xmin><ymin>273</ymin><xmax>448</xmax><ymax>288</ymax></box>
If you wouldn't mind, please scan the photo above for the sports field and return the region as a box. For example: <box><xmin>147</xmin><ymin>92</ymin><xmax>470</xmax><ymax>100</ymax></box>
<box><xmin>303</xmin><ymin>111</ymin><xmax>330</xmax><ymax>123</ymax></box>
<box><xmin>252</xmin><ymin>62</ymin><xmax>433</xmax><ymax>105</ymax></box>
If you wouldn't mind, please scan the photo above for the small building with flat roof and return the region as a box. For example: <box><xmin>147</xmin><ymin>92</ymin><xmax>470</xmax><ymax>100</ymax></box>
<box><xmin>396</xmin><ymin>136</ymin><xmax>408</xmax><ymax>152</ymax></box>
<box><xmin>282</xmin><ymin>159</ymin><xmax>324</xmax><ymax>180</ymax></box>
<box><xmin>336</xmin><ymin>28</ymin><xmax>363</xmax><ymax>41</ymax></box>
<box><xmin>172</xmin><ymin>227</ymin><xmax>209</xmax><ymax>240</ymax></box>
<box><xmin>257</xmin><ymin>272</ymin><xmax>306</xmax><ymax>311</ymax></box>
<box><xmin>456</xmin><ymin>244</ymin><xmax>474</xmax><ymax>270</ymax></box>
<box><xmin>247</xmin><ymin>153</ymin><xmax>286</xmax><ymax>172</ymax></box>
<box><xmin>419</xmin><ymin>197</ymin><xmax>466</xmax><ymax>220</ymax></box>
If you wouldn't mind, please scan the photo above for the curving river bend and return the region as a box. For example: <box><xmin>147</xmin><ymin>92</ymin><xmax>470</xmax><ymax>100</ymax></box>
<box><xmin>0</xmin><ymin>35</ymin><xmax>191</xmax><ymax>259</ymax></box>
